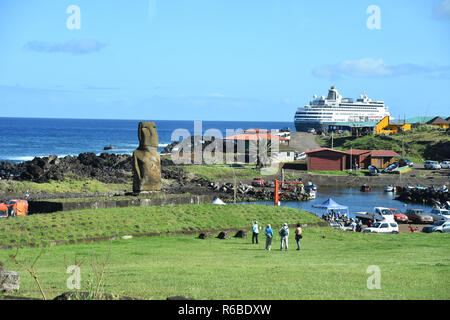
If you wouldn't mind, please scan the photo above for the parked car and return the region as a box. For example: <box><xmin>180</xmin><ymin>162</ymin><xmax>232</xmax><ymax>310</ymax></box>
<box><xmin>405</xmin><ymin>208</ymin><xmax>433</xmax><ymax>224</ymax></box>
<box><xmin>251</xmin><ymin>177</ymin><xmax>265</xmax><ymax>187</ymax></box>
<box><xmin>295</xmin><ymin>152</ymin><xmax>306</xmax><ymax>160</ymax></box>
<box><xmin>373</xmin><ymin>207</ymin><xmax>395</xmax><ymax>222</ymax></box>
<box><xmin>363</xmin><ymin>221</ymin><xmax>399</xmax><ymax>234</ymax></box>
<box><xmin>427</xmin><ymin>208</ymin><xmax>450</xmax><ymax>222</ymax></box>
<box><xmin>440</xmin><ymin>160</ymin><xmax>450</xmax><ymax>169</ymax></box>
<box><xmin>424</xmin><ymin>160</ymin><xmax>441</xmax><ymax>170</ymax></box>
<box><xmin>383</xmin><ymin>162</ymin><xmax>398</xmax><ymax>173</ymax></box>
<box><xmin>368</xmin><ymin>165</ymin><xmax>379</xmax><ymax>176</ymax></box>
<box><xmin>390</xmin><ymin>208</ymin><xmax>409</xmax><ymax>223</ymax></box>
<box><xmin>354</xmin><ymin>208</ymin><xmax>395</xmax><ymax>224</ymax></box>
<box><xmin>422</xmin><ymin>220</ymin><xmax>450</xmax><ymax>233</ymax></box>
<box><xmin>399</xmin><ymin>158</ymin><xmax>413</xmax><ymax>167</ymax></box>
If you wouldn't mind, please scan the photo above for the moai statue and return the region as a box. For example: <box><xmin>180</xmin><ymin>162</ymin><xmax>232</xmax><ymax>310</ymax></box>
<box><xmin>132</xmin><ymin>122</ymin><xmax>161</xmax><ymax>193</ymax></box>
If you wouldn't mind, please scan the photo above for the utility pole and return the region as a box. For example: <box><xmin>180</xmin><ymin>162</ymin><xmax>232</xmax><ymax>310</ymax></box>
<box><xmin>331</xmin><ymin>131</ymin><xmax>334</xmax><ymax>149</ymax></box>
<box><xmin>231</xmin><ymin>167</ymin><xmax>237</xmax><ymax>204</ymax></box>
<box><xmin>350</xmin><ymin>147</ymin><xmax>352</xmax><ymax>171</ymax></box>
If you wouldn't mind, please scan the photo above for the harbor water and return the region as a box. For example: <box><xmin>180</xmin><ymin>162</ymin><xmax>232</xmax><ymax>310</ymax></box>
<box><xmin>239</xmin><ymin>186</ymin><xmax>434</xmax><ymax>219</ymax></box>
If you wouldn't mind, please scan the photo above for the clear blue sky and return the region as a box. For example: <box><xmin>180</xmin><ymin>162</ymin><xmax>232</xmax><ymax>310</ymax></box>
<box><xmin>0</xmin><ymin>0</ymin><xmax>449</xmax><ymax>121</ymax></box>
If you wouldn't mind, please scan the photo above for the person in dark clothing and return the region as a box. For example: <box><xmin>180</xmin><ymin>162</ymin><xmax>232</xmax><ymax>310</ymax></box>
<box><xmin>294</xmin><ymin>223</ymin><xmax>303</xmax><ymax>250</ymax></box>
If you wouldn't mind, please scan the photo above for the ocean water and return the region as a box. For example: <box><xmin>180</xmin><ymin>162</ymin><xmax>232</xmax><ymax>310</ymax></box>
<box><xmin>0</xmin><ymin>117</ymin><xmax>293</xmax><ymax>162</ymax></box>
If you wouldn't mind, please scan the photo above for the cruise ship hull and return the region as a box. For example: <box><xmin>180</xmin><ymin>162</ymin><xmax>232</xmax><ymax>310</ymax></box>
<box><xmin>294</xmin><ymin>121</ymin><xmax>358</xmax><ymax>132</ymax></box>
<box><xmin>294</xmin><ymin>86</ymin><xmax>389</xmax><ymax>133</ymax></box>
<box><xmin>294</xmin><ymin>121</ymin><xmax>377</xmax><ymax>132</ymax></box>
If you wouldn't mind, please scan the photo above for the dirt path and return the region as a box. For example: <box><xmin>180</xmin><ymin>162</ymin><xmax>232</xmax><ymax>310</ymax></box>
<box><xmin>289</xmin><ymin>132</ymin><xmax>320</xmax><ymax>153</ymax></box>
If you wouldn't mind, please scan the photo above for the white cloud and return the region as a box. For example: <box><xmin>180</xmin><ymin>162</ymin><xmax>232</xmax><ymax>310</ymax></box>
<box><xmin>433</xmin><ymin>0</ymin><xmax>450</xmax><ymax>19</ymax></box>
<box><xmin>312</xmin><ymin>58</ymin><xmax>450</xmax><ymax>80</ymax></box>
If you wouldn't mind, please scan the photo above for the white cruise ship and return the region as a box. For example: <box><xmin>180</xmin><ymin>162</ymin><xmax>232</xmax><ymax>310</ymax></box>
<box><xmin>294</xmin><ymin>86</ymin><xmax>390</xmax><ymax>132</ymax></box>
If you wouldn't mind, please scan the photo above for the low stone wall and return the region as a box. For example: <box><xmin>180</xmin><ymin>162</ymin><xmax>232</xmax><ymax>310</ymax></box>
<box><xmin>29</xmin><ymin>194</ymin><xmax>215</xmax><ymax>214</ymax></box>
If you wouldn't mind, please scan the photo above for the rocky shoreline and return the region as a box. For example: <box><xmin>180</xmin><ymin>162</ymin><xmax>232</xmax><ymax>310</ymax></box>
<box><xmin>1</xmin><ymin>153</ymin><xmax>448</xmax><ymax>204</ymax></box>
<box><xmin>395</xmin><ymin>188</ymin><xmax>450</xmax><ymax>206</ymax></box>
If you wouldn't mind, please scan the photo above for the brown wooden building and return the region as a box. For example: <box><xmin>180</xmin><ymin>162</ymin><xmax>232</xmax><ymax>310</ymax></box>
<box><xmin>305</xmin><ymin>148</ymin><xmax>400</xmax><ymax>171</ymax></box>
<box><xmin>369</xmin><ymin>150</ymin><xmax>401</xmax><ymax>168</ymax></box>
<box><xmin>305</xmin><ymin>148</ymin><xmax>348</xmax><ymax>171</ymax></box>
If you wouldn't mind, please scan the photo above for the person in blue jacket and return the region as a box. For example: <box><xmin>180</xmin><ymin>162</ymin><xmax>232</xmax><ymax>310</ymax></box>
<box><xmin>264</xmin><ymin>224</ymin><xmax>273</xmax><ymax>250</ymax></box>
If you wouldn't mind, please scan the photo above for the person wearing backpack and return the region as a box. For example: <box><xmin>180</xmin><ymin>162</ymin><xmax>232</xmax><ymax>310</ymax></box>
<box><xmin>264</xmin><ymin>224</ymin><xmax>273</xmax><ymax>250</ymax></box>
<box><xmin>279</xmin><ymin>223</ymin><xmax>289</xmax><ymax>251</ymax></box>
<box><xmin>295</xmin><ymin>223</ymin><xmax>302</xmax><ymax>250</ymax></box>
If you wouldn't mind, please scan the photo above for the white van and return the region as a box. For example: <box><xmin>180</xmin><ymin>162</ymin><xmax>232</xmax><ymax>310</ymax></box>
<box><xmin>373</xmin><ymin>207</ymin><xmax>395</xmax><ymax>222</ymax></box>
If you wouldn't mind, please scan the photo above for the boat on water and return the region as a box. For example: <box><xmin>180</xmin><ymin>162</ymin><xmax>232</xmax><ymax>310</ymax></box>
<box><xmin>294</xmin><ymin>86</ymin><xmax>390</xmax><ymax>132</ymax></box>
<box><xmin>360</xmin><ymin>184</ymin><xmax>371</xmax><ymax>192</ymax></box>
<box><xmin>384</xmin><ymin>185</ymin><xmax>395</xmax><ymax>192</ymax></box>
<box><xmin>305</xmin><ymin>183</ymin><xmax>318</xmax><ymax>192</ymax></box>
<box><xmin>306</xmin><ymin>189</ymin><xmax>316</xmax><ymax>199</ymax></box>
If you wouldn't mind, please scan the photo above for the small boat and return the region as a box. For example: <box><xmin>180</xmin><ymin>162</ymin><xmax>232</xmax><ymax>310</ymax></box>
<box><xmin>305</xmin><ymin>184</ymin><xmax>318</xmax><ymax>192</ymax></box>
<box><xmin>103</xmin><ymin>145</ymin><xmax>115</xmax><ymax>150</ymax></box>
<box><xmin>384</xmin><ymin>185</ymin><xmax>395</xmax><ymax>192</ymax></box>
<box><xmin>360</xmin><ymin>184</ymin><xmax>371</xmax><ymax>192</ymax></box>
<box><xmin>307</xmin><ymin>189</ymin><xmax>316</xmax><ymax>199</ymax></box>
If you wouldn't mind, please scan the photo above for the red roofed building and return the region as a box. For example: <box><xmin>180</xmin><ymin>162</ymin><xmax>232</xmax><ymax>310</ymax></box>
<box><xmin>305</xmin><ymin>148</ymin><xmax>348</xmax><ymax>171</ymax></box>
<box><xmin>305</xmin><ymin>148</ymin><xmax>400</xmax><ymax>171</ymax></box>
<box><xmin>344</xmin><ymin>149</ymin><xmax>371</xmax><ymax>169</ymax></box>
<box><xmin>220</xmin><ymin>130</ymin><xmax>290</xmax><ymax>163</ymax></box>
<box><xmin>369</xmin><ymin>150</ymin><xmax>401</xmax><ymax>168</ymax></box>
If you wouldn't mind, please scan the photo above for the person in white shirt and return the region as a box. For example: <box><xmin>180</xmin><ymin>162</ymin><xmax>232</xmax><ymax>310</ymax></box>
<box><xmin>252</xmin><ymin>221</ymin><xmax>259</xmax><ymax>244</ymax></box>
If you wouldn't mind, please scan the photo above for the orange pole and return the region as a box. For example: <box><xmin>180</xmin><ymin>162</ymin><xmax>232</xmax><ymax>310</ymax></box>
<box><xmin>274</xmin><ymin>179</ymin><xmax>279</xmax><ymax>206</ymax></box>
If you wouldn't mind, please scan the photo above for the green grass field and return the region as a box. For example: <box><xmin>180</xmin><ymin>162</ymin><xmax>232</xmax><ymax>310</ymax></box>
<box><xmin>1</xmin><ymin>225</ymin><xmax>449</xmax><ymax>300</ymax></box>
<box><xmin>0</xmin><ymin>204</ymin><xmax>321</xmax><ymax>248</ymax></box>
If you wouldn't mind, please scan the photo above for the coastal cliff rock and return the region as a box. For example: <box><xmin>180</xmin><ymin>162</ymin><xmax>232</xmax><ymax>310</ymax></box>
<box><xmin>0</xmin><ymin>153</ymin><xmax>132</xmax><ymax>184</ymax></box>
<box><xmin>132</xmin><ymin>122</ymin><xmax>161</xmax><ymax>193</ymax></box>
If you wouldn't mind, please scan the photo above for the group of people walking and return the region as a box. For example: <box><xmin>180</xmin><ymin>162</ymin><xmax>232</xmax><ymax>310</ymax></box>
<box><xmin>252</xmin><ymin>221</ymin><xmax>302</xmax><ymax>251</ymax></box>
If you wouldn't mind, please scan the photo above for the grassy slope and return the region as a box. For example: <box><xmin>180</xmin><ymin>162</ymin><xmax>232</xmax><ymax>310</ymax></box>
<box><xmin>0</xmin><ymin>178</ymin><xmax>131</xmax><ymax>195</ymax></box>
<box><xmin>317</xmin><ymin>126</ymin><xmax>450</xmax><ymax>161</ymax></box>
<box><xmin>1</xmin><ymin>227</ymin><xmax>449</xmax><ymax>300</ymax></box>
<box><xmin>0</xmin><ymin>204</ymin><xmax>321</xmax><ymax>248</ymax></box>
